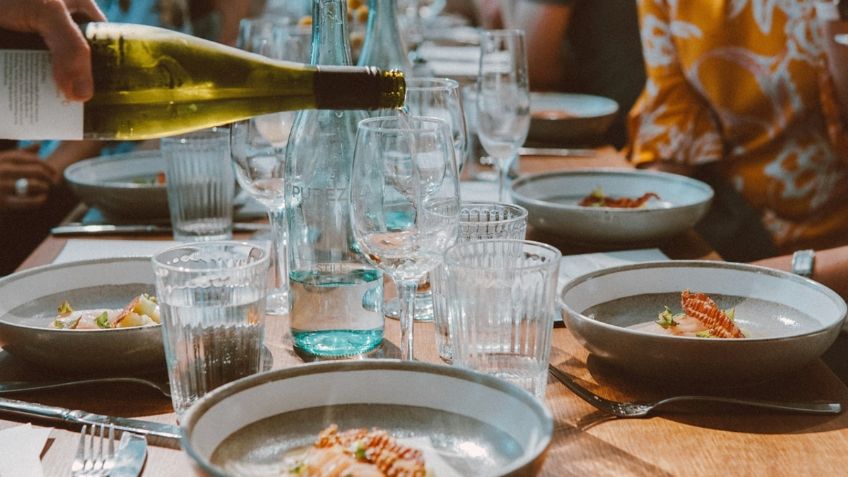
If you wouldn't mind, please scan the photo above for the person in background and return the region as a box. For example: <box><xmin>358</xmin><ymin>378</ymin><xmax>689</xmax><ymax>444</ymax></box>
<box><xmin>629</xmin><ymin>1</ymin><xmax>848</xmax><ymax>262</ymax></box>
<box><xmin>511</xmin><ymin>0</ymin><xmax>646</xmax><ymax>149</ymax></box>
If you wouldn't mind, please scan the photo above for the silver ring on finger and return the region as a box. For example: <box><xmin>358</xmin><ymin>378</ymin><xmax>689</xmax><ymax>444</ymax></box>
<box><xmin>14</xmin><ymin>178</ymin><xmax>29</xmax><ymax>197</ymax></box>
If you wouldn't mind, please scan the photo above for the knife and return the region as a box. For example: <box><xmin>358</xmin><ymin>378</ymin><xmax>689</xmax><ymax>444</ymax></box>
<box><xmin>51</xmin><ymin>222</ymin><xmax>270</xmax><ymax>236</ymax></box>
<box><xmin>0</xmin><ymin>397</ymin><xmax>180</xmax><ymax>442</ymax></box>
<box><xmin>518</xmin><ymin>147</ymin><xmax>597</xmax><ymax>158</ymax></box>
<box><xmin>111</xmin><ymin>432</ymin><xmax>148</xmax><ymax>477</ymax></box>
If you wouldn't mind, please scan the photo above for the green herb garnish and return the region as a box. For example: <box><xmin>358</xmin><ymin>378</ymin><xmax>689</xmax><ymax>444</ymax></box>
<box><xmin>95</xmin><ymin>311</ymin><xmax>110</xmax><ymax>329</ymax></box>
<box><xmin>656</xmin><ymin>306</ymin><xmax>680</xmax><ymax>329</ymax></box>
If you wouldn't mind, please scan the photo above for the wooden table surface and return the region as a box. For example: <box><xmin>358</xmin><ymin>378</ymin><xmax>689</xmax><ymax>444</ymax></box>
<box><xmin>3</xmin><ymin>150</ymin><xmax>848</xmax><ymax>476</ymax></box>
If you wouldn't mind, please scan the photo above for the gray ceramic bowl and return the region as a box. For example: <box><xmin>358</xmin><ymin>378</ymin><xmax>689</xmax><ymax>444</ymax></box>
<box><xmin>64</xmin><ymin>150</ymin><xmax>169</xmax><ymax>220</ymax></box>
<box><xmin>182</xmin><ymin>360</ymin><xmax>553</xmax><ymax>476</ymax></box>
<box><xmin>527</xmin><ymin>92</ymin><xmax>619</xmax><ymax>145</ymax></box>
<box><xmin>559</xmin><ymin>261</ymin><xmax>847</xmax><ymax>384</ymax></box>
<box><xmin>511</xmin><ymin>168</ymin><xmax>714</xmax><ymax>246</ymax></box>
<box><xmin>0</xmin><ymin>257</ymin><xmax>164</xmax><ymax>373</ymax></box>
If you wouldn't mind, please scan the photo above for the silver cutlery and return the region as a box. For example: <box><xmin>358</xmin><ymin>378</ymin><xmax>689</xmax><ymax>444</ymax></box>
<box><xmin>548</xmin><ymin>364</ymin><xmax>842</xmax><ymax>417</ymax></box>
<box><xmin>71</xmin><ymin>423</ymin><xmax>116</xmax><ymax>477</ymax></box>
<box><xmin>518</xmin><ymin>147</ymin><xmax>597</xmax><ymax>158</ymax></box>
<box><xmin>52</xmin><ymin>222</ymin><xmax>269</xmax><ymax>236</ymax></box>
<box><xmin>110</xmin><ymin>432</ymin><xmax>148</xmax><ymax>477</ymax></box>
<box><xmin>0</xmin><ymin>376</ymin><xmax>171</xmax><ymax>397</ymax></box>
<box><xmin>0</xmin><ymin>397</ymin><xmax>181</xmax><ymax>441</ymax></box>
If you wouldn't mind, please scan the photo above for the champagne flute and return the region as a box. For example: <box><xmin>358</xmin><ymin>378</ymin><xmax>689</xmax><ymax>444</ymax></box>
<box><xmin>476</xmin><ymin>29</ymin><xmax>530</xmax><ymax>202</ymax></box>
<box><xmin>350</xmin><ymin>116</ymin><xmax>460</xmax><ymax>360</ymax></box>
<box><xmin>231</xmin><ymin>19</ymin><xmax>311</xmax><ymax>314</ymax></box>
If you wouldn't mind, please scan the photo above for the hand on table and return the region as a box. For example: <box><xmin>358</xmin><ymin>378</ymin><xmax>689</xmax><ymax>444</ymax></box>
<box><xmin>0</xmin><ymin>145</ymin><xmax>60</xmax><ymax>211</ymax></box>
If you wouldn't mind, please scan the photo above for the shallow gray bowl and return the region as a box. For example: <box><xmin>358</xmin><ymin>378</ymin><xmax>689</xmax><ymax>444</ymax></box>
<box><xmin>0</xmin><ymin>257</ymin><xmax>164</xmax><ymax>373</ymax></box>
<box><xmin>559</xmin><ymin>261</ymin><xmax>847</xmax><ymax>384</ymax></box>
<box><xmin>511</xmin><ymin>168</ymin><xmax>714</xmax><ymax>246</ymax></box>
<box><xmin>527</xmin><ymin>92</ymin><xmax>619</xmax><ymax>145</ymax></box>
<box><xmin>182</xmin><ymin>360</ymin><xmax>553</xmax><ymax>476</ymax></box>
<box><xmin>64</xmin><ymin>150</ymin><xmax>169</xmax><ymax>220</ymax></box>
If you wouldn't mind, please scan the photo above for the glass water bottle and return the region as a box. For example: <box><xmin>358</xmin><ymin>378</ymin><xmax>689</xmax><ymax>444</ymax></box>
<box><xmin>285</xmin><ymin>0</ymin><xmax>385</xmax><ymax>358</ymax></box>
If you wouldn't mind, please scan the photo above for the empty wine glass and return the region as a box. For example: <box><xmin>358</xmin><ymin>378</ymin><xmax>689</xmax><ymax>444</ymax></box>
<box><xmin>232</xmin><ymin>18</ymin><xmax>311</xmax><ymax>314</ymax></box>
<box><xmin>385</xmin><ymin>77</ymin><xmax>468</xmax><ymax>322</ymax></box>
<box><xmin>476</xmin><ymin>29</ymin><xmax>530</xmax><ymax>202</ymax></box>
<box><xmin>350</xmin><ymin>116</ymin><xmax>460</xmax><ymax>360</ymax></box>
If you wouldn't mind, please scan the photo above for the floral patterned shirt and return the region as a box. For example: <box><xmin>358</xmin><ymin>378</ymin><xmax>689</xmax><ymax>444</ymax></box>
<box><xmin>629</xmin><ymin>0</ymin><xmax>848</xmax><ymax>252</ymax></box>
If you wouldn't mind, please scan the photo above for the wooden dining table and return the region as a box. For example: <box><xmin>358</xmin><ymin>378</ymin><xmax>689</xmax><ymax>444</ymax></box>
<box><xmin>2</xmin><ymin>148</ymin><xmax>848</xmax><ymax>476</ymax></box>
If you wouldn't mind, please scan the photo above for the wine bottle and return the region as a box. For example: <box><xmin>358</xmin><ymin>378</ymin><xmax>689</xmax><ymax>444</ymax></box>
<box><xmin>0</xmin><ymin>22</ymin><xmax>405</xmax><ymax>140</ymax></box>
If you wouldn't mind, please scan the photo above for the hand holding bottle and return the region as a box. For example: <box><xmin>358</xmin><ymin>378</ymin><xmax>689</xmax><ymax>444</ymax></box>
<box><xmin>0</xmin><ymin>0</ymin><xmax>105</xmax><ymax>101</ymax></box>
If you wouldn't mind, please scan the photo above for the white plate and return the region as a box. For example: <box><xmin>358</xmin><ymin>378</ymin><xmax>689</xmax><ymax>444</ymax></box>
<box><xmin>64</xmin><ymin>150</ymin><xmax>169</xmax><ymax>220</ymax></box>
<box><xmin>181</xmin><ymin>360</ymin><xmax>553</xmax><ymax>476</ymax></box>
<box><xmin>0</xmin><ymin>257</ymin><xmax>164</xmax><ymax>373</ymax></box>
<box><xmin>528</xmin><ymin>92</ymin><xmax>619</xmax><ymax>145</ymax></box>
<box><xmin>511</xmin><ymin>168</ymin><xmax>713</xmax><ymax>246</ymax></box>
<box><xmin>559</xmin><ymin>261</ymin><xmax>847</xmax><ymax>384</ymax></box>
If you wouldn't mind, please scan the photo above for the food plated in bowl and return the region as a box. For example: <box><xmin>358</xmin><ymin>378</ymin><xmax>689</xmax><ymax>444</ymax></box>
<box><xmin>64</xmin><ymin>150</ymin><xmax>169</xmax><ymax>220</ymax></box>
<box><xmin>511</xmin><ymin>168</ymin><xmax>713</xmax><ymax>246</ymax></box>
<box><xmin>527</xmin><ymin>92</ymin><xmax>619</xmax><ymax>145</ymax></box>
<box><xmin>559</xmin><ymin>261</ymin><xmax>847</xmax><ymax>384</ymax></box>
<box><xmin>181</xmin><ymin>360</ymin><xmax>552</xmax><ymax>476</ymax></box>
<box><xmin>0</xmin><ymin>257</ymin><xmax>165</xmax><ymax>373</ymax></box>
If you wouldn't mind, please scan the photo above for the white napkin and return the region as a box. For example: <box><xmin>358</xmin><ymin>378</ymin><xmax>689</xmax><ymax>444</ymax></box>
<box><xmin>0</xmin><ymin>424</ymin><xmax>52</xmax><ymax>477</ymax></box>
<box><xmin>559</xmin><ymin>248</ymin><xmax>669</xmax><ymax>290</ymax></box>
<box><xmin>53</xmin><ymin>239</ymin><xmax>181</xmax><ymax>264</ymax></box>
<box><xmin>417</xmin><ymin>44</ymin><xmax>481</xmax><ymax>63</ymax></box>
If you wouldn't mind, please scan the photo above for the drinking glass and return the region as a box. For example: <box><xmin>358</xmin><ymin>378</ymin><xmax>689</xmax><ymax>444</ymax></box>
<box><xmin>350</xmin><ymin>116</ymin><xmax>460</xmax><ymax>360</ymax></box>
<box><xmin>152</xmin><ymin>241</ymin><xmax>270</xmax><ymax>416</ymax></box>
<box><xmin>385</xmin><ymin>77</ymin><xmax>469</xmax><ymax>322</ymax></box>
<box><xmin>432</xmin><ymin>202</ymin><xmax>528</xmax><ymax>362</ymax></box>
<box><xmin>444</xmin><ymin>239</ymin><xmax>560</xmax><ymax>399</ymax></box>
<box><xmin>162</xmin><ymin>128</ymin><xmax>235</xmax><ymax>241</ymax></box>
<box><xmin>476</xmin><ymin>29</ymin><xmax>530</xmax><ymax>202</ymax></box>
<box><xmin>232</xmin><ymin>19</ymin><xmax>311</xmax><ymax>314</ymax></box>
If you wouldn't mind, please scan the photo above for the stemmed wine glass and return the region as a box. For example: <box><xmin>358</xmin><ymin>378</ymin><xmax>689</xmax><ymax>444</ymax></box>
<box><xmin>385</xmin><ymin>77</ymin><xmax>468</xmax><ymax>322</ymax></box>
<box><xmin>476</xmin><ymin>29</ymin><xmax>530</xmax><ymax>202</ymax></box>
<box><xmin>231</xmin><ymin>18</ymin><xmax>311</xmax><ymax>314</ymax></box>
<box><xmin>350</xmin><ymin>116</ymin><xmax>460</xmax><ymax>360</ymax></box>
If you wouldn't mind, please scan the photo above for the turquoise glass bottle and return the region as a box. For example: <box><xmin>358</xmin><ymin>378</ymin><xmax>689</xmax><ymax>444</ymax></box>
<box><xmin>285</xmin><ymin>0</ymin><xmax>384</xmax><ymax>358</ymax></box>
<box><xmin>357</xmin><ymin>0</ymin><xmax>413</xmax><ymax>74</ymax></box>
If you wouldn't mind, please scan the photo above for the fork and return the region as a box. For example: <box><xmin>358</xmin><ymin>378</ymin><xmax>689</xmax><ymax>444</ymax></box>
<box><xmin>548</xmin><ymin>364</ymin><xmax>842</xmax><ymax>417</ymax></box>
<box><xmin>71</xmin><ymin>424</ymin><xmax>116</xmax><ymax>477</ymax></box>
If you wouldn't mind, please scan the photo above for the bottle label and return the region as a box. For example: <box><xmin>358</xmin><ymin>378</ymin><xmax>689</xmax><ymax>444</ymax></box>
<box><xmin>0</xmin><ymin>50</ymin><xmax>83</xmax><ymax>140</ymax></box>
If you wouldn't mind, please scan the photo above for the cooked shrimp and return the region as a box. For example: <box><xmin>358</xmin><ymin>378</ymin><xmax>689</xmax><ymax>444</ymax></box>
<box><xmin>680</xmin><ymin>289</ymin><xmax>745</xmax><ymax>338</ymax></box>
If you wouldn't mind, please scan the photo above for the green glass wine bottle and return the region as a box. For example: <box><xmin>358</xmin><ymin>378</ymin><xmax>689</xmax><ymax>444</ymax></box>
<box><xmin>0</xmin><ymin>22</ymin><xmax>405</xmax><ymax>140</ymax></box>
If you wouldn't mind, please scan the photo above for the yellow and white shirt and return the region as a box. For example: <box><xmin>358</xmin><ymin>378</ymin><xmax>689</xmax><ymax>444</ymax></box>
<box><xmin>629</xmin><ymin>0</ymin><xmax>848</xmax><ymax>252</ymax></box>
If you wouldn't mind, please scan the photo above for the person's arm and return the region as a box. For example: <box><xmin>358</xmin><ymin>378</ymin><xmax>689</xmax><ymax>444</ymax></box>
<box><xmin>0</xmin><ymin>0</ymin><xmax>106</xmax><ymax>101</ymax></box>
<box><xmin>628</xmin><ymin>1</ymin><xmax>721</xmax><ymax>168</ymax></box>
<box><xmin>0</xmin><ymin>145</ymin><xmax>59</xmax><ymax>210</ymax></box>
<box><xmin>513</xmin><ymin>0</ymin><xmax>573</xmax><ymax>91</ymax></box>
<box><xmin>753</xmin><ymin>247</ymin><xmax>848</xmax><ymax>300</ymax></box>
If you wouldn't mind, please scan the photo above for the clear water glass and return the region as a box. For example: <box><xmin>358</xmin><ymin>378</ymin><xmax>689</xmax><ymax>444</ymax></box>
<box><xmin>444</xmin><ymin>239</ymin><xmax>560</xmax><ymax>398</ymax></box>
<box><xmin>432</xmin><ymin>202</ymin><xmax>528</xmax><ymax>362</ymax></box>
<box><xmin>476</xmin><ymin>29</ymin><xmax>530</xmax><ymax>202</ymax></box>
<box><xmin>152</xmin><ymin>241</ymin><xmax>270</xmax><ymax>417</ymax></box>
<box><xmin>233</xmin><ymin>19</ymin><xmax>311</xmax><ymax>315</ymax></box>
<box><xmin>162</xmin><ymin>128</ymin><xmax>234</xmax><ymax>242</ymax></box>
<box><xmin>350</xmin><ymin>115</ymin><xmax>460</xmax><ymax>360</ymax></box>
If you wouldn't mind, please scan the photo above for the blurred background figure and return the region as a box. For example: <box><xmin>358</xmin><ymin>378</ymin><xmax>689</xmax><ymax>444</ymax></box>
<box><xmin>512</xmin><ymin>0</ymin><xmax>646</xmax><ymax>149</ymax></box>
<box><xmin>628</xmin><ymin>1</ymin><xmax>848</xmax><ymax>262</ymax></box>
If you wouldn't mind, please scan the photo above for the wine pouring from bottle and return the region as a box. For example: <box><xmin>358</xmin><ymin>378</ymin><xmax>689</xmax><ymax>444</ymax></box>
<box><xmin>0</xmin><ymin>23</ymin><xmax>405</xmax><ymax>140</ymax></box>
